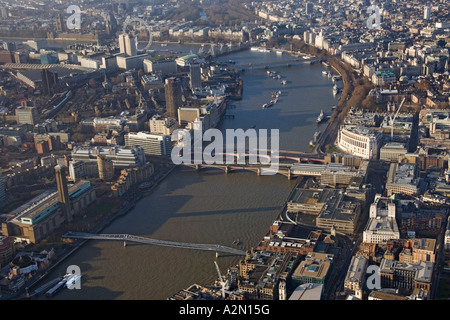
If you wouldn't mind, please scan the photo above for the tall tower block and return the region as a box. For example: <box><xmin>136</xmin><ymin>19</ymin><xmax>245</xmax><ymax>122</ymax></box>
<box><xmin>55</xmin><ymin>165</ymin><xmax>72</xmax><ymax>222</ymax></box>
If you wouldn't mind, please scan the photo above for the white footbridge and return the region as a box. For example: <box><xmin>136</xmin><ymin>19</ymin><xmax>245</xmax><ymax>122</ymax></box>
<box><xmin>62</xmin><ymin>232</ymin><xmax>246</xmax><ymax>256</ymax></box>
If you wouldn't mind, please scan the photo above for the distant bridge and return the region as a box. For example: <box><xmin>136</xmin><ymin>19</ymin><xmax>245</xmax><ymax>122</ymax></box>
<box><xmin>176</xmin><ymin>151</ymin><xmax>325</xmax><ymax>179</ymax></box>
<box><xmin>179</xmin><ymin>150</ymin><xmax>324</xmax><ymax>164</ymax></box>
<box><xmin>62</xmin><ymin>232</ymin><xmax>247</xmax><ymax>256</ymax></box>
<box><xmin>234</xmin><ymin>58</ymin><xmax>318</xmax><ymax>71</ymax></box>
<box><xmin>183</xmin><ymin>163</ymin><xmax>293</xmax><ymax>178</ymax></box>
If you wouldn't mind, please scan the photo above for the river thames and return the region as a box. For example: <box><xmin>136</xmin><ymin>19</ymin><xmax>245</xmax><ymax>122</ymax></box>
<box><xmin>45</xmin><ymin>45</ymin><xmax>339</xmax><ymax>300</ymax></box>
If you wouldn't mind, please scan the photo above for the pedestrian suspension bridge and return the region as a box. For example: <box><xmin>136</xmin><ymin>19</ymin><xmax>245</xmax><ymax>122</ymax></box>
<box><xmin>62</xmin><ymin>232</ymin><xmax>246</xmax><ymax>256</ymax></box>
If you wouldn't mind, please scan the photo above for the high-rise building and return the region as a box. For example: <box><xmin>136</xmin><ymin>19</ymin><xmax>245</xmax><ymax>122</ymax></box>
<box><xmin>126</xmin><ymin>34</ymin><xmax>137</xmax><ymax>56</ymax></box>
<box><xmin>56</xmin><ymin>13</ymin><xmax>64</xmax><ymax>32</ymax></box>
<box><xmin>55</xmin><ymin>165</ymin><xmax>72</xmax><ymax>222</ymax></box>
<box><xmin>105</xmin><ymin>12</ymin><xmax>117</xmax><ymax>35</ymax></box>
<box><xmin>305</xmin><ymin>2</ymin><xmax>313</xmax><ymax>15</ymax></box>
<box><xmin>189</xmin><ymin>63</ymin><xmax>202</xmax><ymax>91</ymax></box>
<box><xmin>165</xmin><ymin>77</ymin><xmax>182</xmax><ymax>119</ymax></box>
<box><xmin>0</xmin><ymin>7</ymin><xmax>9</xmax><ymax>19</ymax></box>
<box><xmin>41</xmin><ymin>69</ymin><xmax>59</xmax><ymax>96</ymax></box>
<box><xmin>118</xmin><ymin>34</ymin><xmax>126</xmax><ymax>54</ymax></box>
<box><xmin>424</xmin><ymin>6</ymin><xmax>431</xmax><ymax>20</ymax></box>
<box><xmin>0</xmin><ymin>173</ymin><xmax>6</xmax><ymax>208</ymax></box>
<box><xmin>119</xmin><ymin>33</ymin><xmax>137</xmax><ymax>57</ymax></box>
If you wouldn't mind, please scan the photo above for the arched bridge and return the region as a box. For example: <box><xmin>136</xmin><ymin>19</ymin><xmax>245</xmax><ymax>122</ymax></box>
<box><xmin>62</xmin><ymin>232</ymin><xmax>247</xmax><ymax>256</ymax></box>
<box><xmin>234</xmin><ymin>58</ymin><xmax>318</xmax><ymax>71</ymax></box>
<box><xmin>183</xmin><ymin>163</ymin><xmax>294</xmax><ymax>178</ymax></box>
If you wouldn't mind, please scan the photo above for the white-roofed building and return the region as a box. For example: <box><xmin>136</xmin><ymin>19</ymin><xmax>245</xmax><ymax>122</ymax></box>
<box><xmin>337</xmin><ymin>125</ymin><xmax>382</xmax><ymax>160</ymax></box>
<box><xmin>363</xmin><ymin>195</ymin><xmax>400</xmax><ymax>244</ymax></box>
<box><xmin>288</xmin><ymin>283</ymin><xmax>323</xmax><ymax>300</ymax></box>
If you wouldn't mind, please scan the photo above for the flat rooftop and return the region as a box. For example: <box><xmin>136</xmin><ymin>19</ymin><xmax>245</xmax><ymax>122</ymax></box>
<box><xmin>289</xmin><ymin>188</ymin><xmax>342</xmax><ymax>205</ymax></box>
<box><xmin>289</xmin><ymin>283</ymin><xmax>323</xmax><ymax>300</ymax></box>
<box><xmin>11</xmin><ymin>180</ymin><xmax>91</xmax><ymax>225</ymax></box>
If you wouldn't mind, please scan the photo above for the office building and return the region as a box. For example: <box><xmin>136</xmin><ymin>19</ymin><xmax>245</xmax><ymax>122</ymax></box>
<box><xmin>105</xmin><ymin>12</ymin><xmax>117</xmax><ymax>35</ymax></box>
<box><xmin>385</xmin><ymin>163</ymin><xmax>419</xmax><ymax>196</ymax></box>
<box><xmin>363</xmin><ymin>195</ymin><xmax>400</xmax><ymax>244</ymax></box>
<box><xmin>305</xmin><ymin>2</ymin><xmax>313</xmax><ymax>15</ymax></box>
<box><xmin>41</xmin><ymin>69</ymin><xmax>59</xmax><ymax>96</ymax></box>
<box><xmin>69</xmin><ymin>160</ymin><xmax>88</xmax><ymax>181</ymax></box>
<box><xmin>68</xmin><ymin>159</ymin><xmax>101</xmax><ymax>182</ymax></box>
<box><xmin>368</xmin><ymin>290</ymin><xmax>408</xmax><ymax>300</ymax></box>
<box><xmin>71</xmin><ymin>146</ymin><xmax>146</xmax><ymax>169</ymax></box>
<box><xmin>34</xmin><ymin>134</ymin><xmax>63</xmax><ymax>153</ymax></box>
<box><xmin>165</xmin><ymin>77</ymin><xmax>183</xmax><ymax>120</ymax></box>
<box><xmin>238</xmin><ymin>250</ymin><xmax>299</xmax><ymax>300</ymax></box>
<box><xmin>0</xmin><ymin>173</ymin><xmax>6</xmax><ymax>208</ymax></box>
<box><xmin>337</xmin><ymin>126</ymin><xmax>382</xmax><ymax>160</ymax></box>
<box><xmin>287</xmin><ymin>188</ymin><xmax>338</xmax><ymax>215</ymax></box>
<box><xmin>0</xmin><ymin>236</ymin><xmax>15</xmax><ymax>268</ymax></box>
<box><xmin>116</xmin><ymin>53</ymin><xmax>152</xmax><ymax>70</ymax></box>
<box><xmin>379</xmin><ymin>259</ymin><xmax>433</xmax><ymax>295</ymax></box>
<box><xmin>40</xmin><ymin>52</ymin><xmax>59</xmax><ymax>65</ymax></box>
<box><xmin>189</xmin><ymin>62</ymin><xmax>202</xmax><ymax>91</ymax></box>
<box><xmin>292</xmin><ymin>252</ymin><xmax>333</xmax><ymax>287</ymax></box>
<box><xmin>288</xmin><ymin>283</ymin><xmax>323</xmax><ymax>300</ymax></box>
<box><xmin>401</xmin><ymin>238</ymin><xmax>436</xmax><ymax>264</ymax></box>
<box><xmin>149</xmin><ymin>115</ymin><xmax>179</xmax><ymax>135</ymax></box>
<box><xmin>315</xmin><ymin>190</ymin><xmax>361</xmax><ymax>235</ymax></box>
<box><xmin>143</xmin><ymin>59</ymin><xmax>177</xmax><ymax>76</ymax></box>
<box><xmin>15</xmin><ymin>106</ymin><xmax>39</xmax><ymax>125</ymax></box>
<box><xmin>119</xmin><ymin>33</ymin><xmax>137</xmax><ymax>57</ymax></box>
<box><xmin>0</xmin><ymin>7</ymin><xmax>9</xmax><ymax>19</ymax></box>
<box><xmin>424</xmin><ymin>6</ymin><xmax>431</xmax><ymax>20</ymax></box>
<box><xmin>379</xmin><ymin>143</ymin><xmax>407</xmax><ymax>162</ymax></box>
<box><xmin>118</xmin><ymin>33</ymin><xmax>126</xmax><ymax>55</ymax></box>
<box><xmin>445</xmin><ymin>218</ymin><xmax>450</xmax><ymax>251</ymax></box>
<box><xmin>344</xmin><ymin>255</ymin><xmax>368</xmax><ymax>299</ymax></box>
<box><xmin>125</xmin><ymin>131</ymin><xmax>172</xmax><ymax>156</ymax></box>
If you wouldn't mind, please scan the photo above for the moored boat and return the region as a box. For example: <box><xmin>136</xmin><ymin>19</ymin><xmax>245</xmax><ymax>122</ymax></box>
<box><xmin>262</xmin><ymin>100</ymin><xmax>275</xmax><ymax>109</ymax></box>
<box><xmin>316</xmin><ymin>110</ymin><xmax>325</xmax><ymax>123</ymax></box>
<box><xmin>309</xmin><ymin>131</ymin><xmax>321</xmax><ymax>146</ymax></box>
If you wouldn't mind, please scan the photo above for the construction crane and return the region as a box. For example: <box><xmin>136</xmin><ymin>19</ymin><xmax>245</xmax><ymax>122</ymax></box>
<box><xmin>389</xmin><ymin>98</ymin><xmax>406</xmax><ymax>139</ymax></box>
<box><xmin>214</xmin><ymin>261</ymin><xmax>226</xmax><ymax>299</ymax></box>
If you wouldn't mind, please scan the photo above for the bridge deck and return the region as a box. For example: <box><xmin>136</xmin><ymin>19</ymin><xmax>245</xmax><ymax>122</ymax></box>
<box><xmin>63</xmin><ymin>232</ymin><xmax>246</xmax><ymax>256</ymax></box>
<box><xmin>234</xmin><ymin>59</ymin><xmax>318</xmax><ymax>71</ymax></box>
